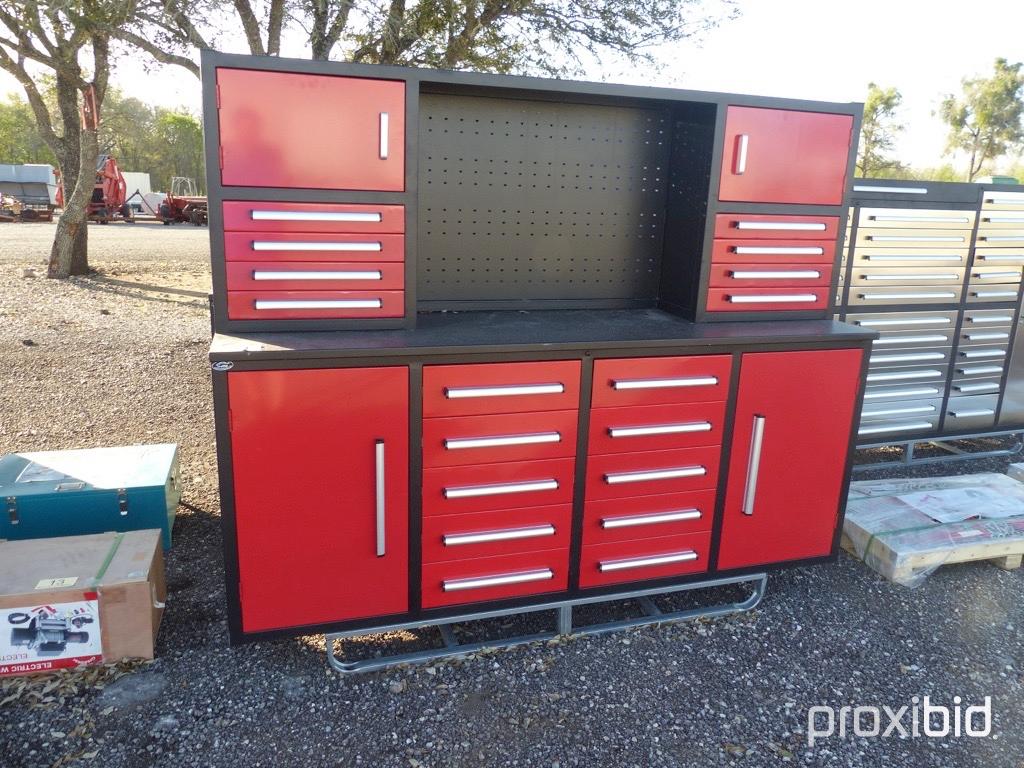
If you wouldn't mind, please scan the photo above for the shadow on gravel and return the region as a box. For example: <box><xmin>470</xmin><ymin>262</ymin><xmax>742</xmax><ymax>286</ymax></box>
<box><xmin>71</xmin><ymin>274</ymin><xmax>210</xmax><ymax>309</ymax></box>
<box><xmin>87</xmin><ymin>275</ymin><xmax>210</xmax><ymax>299</ymax></box>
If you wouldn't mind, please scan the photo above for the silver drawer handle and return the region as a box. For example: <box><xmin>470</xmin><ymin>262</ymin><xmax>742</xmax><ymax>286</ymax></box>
<box><xmin>862</xmin><ymin>404</ymin><xmax>937</xmax><ymax>418</ymax></box>
<box><xmin>251</xmin><ymin>240</ymin><xmax>383</xmax><ymax>252</ymax></box>
<box><xmin>866</xmin><ymin>369</ymin><xmax>942</xmax><ymax>382</ymax></box>
<box><xmin>956</xmin><ymin>365</ymin><xmax>1004</xmax><ymax>375</ymax></box>
<box><xmin>966</xmin><ymin>314</ymin><xmax>1014</xmax><ymax>323</ymax></box>
<box><xmin>854</xmin><ymin>185</ymin><xmax>928</xmax><ymax>194</ymax></box>
<box><xmin>612</xmin><ymin>375</ymin><xmax>718</xmax><ymax>391</ymax></box>
<box><xmin>608</xmin><ymin>422</ymin><xmax>712</xmax><ymax>438</ymax></box>
<box><xmin>375</xmin><ymin>440</ymin><xmax>386</xmax><ymax>557</ymax></box>
<box><xmin>861</xmin><ymin>273</ymin><xmax>959</xmax><ymax>281</ymax></box>
<box><xmin>444</xmin><ymin>383</ymin><xmax>564</xmax><ymax>399</ymax></box>
<box><xmin>980</xmin><ymin>236</ymin><xmax>1024</xmax><ymax>242</ymax></box>
<box><xmin>741</xmin><ymin>415</ymin><xmax>766</xmax><ymax>515</ymax></box>
<box><xmin>599</xmin><ymin>550</ymin><xmax>698</xmax><ymax>573</ymax></box>
<box><xmin>734</xmin><ymin>221</ymin><xmax>827</xmax><ymax>231</ymax></box>
<box><xmin>729</xmin><ymin>270</ymin><xmax>821</xmax><ymax>279</ymax></box>
<box><xmin>444</xmin><ymin>432</ymin><xmax>561</xmax><ymax>450</ymax></box>
<box><xmin>949</xmin><ymin>408</ymin><xmax>996</xmax><ymax>419</ymax></box>
<box><xmin>855</xmin><ymin>317</ymin><xmax>951</xmax><ymax>327</ymax></box>
<box><xmin>732</xmin><ymin>246</ymin><xmax>825</xmax><ymax>255</ymax></box>
<box><xmin>252</xmin><ymin>270</ymin><xmax>382</xmax><ymax>281</ymax></box>
<box><xmin>972</xmin><ymin>290</ymin><xmax>1019</xmax><ymax>298</ymax></box>
<box><xmin>977</xmin><ymin>253</ymin><xmax>1024</xmax><ymax>261</ymax></box>
<box><xmin>870</xmin><ymin>352</ymin><xmax>945</xmax><ymax>363</ymax></box>
<box><xmin>859</xmin><ymin>292</ymin><xmax>956</xmax><ymax>300</ymax></box>
<box><xmin>873</xmin><ymin>334</ymin><xmax>950</xmax><ymax>345</ymax></box>
<box><xmin>443</xmin><ymin>478</ymin><xmax>558</xmax><ymax>499</ymax></box>
<box><xmin>959</xmin><ymin>349</ymin><xmax>1006</xmax><ymax>359</ymax></box>
<box><xmin>963</xmin><ymin>331</ymin><xmax>1010</xmax><ymax>341</ymax></box>
<box><xmin>379</xmin><ymin>112</ymin><xmax>389</xmax><ymax>159</ymax></box>
<box><xmin>973</xmin><ymin>271</ymin><xmax>1021</xmax><ymax>279</ymax></box>
<box><xmin>254</xmin><ymin>299</ymin><xmax>383</xmax><ymax>309</ymax></box>
<box><xmin>863</xmin><ymin>386</ymin><xmax>941</xmax><ymax>399</ymax></box>
<box><xmin>443</xmin><ymin>525</ymin><xmax>555</xmax><ymax>547</ymax></box>
<box><xmin>866</xmin><ymin>235</ymin><xmax>965</xmax><ymax>242</ymax></box>
<box><xmin>984</xmin><ymin>193</ymin><xmax>1024</xmax><ymax>204</ymax></box>
<box><xmin>863</xmin><ymin>254</ymin><xmax>962</xmax><ymax>262</ymax></box>
<box><xmin>734</xmin><ymin>134</ymin><xmax>749</xmax><ymax>174</ymax></box>
<box><xmin>727</xmin><ymin>293</ymin><xmax>818</xmax><ymax>303</ymax></box>
<box><xmin>869</xmin><ymin>214</ymin><xmax>971</xmax><ymax>224</ymax></box>
<box><xmin>954</xmin><ymin>382</ymin><xmax>1000</xmax><ymax>393</ymax></box>
<box><xmin>604</xmin><ymin>466</ymin><xmax>706</xmax><ymax>485</ymax></box>
<box><xmin>984</xmin><ymin>215</ymin><xmax>1024</xmax><ymax>223</ymax></box>
<box><xmin>443</xmin><ymin>568</ymin><xmax>553</xmax><ymax>592</ymax></box>
<box><xmin>251</xmin><ymin>210</ymin><xmax>382</xmax><ymax>222</ymax></box>
<box><xmin>601</xmin><ymin>508</ymin><xmax>702</xmax><ymax>529</ymax></box>
<box><xmin>858</xmin><ymin>421</ymin><xmax>934</xmax><ymax>435</ymax></box>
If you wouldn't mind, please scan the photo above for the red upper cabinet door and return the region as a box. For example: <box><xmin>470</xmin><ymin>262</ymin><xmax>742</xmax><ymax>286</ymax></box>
<box><xmin>217</xmin><ymin>68</ymin><xmax>405</xmax><ymax>191</ymax></box>
<box><xmin>718</xmin><ymin>107</ymin><xmax>853</xmax><ymax>205</ymax></box>
<box><xmin>717</xmin><ymin>349</ymin><xmax>863</xmax><ymax>570</ymax></box>
<box><xmin>228</xmin><ymin>367</ymin><xmax>409</xmax><ymax>633</ymax></box>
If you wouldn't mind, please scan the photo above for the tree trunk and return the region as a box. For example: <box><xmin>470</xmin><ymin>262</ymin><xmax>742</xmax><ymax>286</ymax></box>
<box><xmin>49</xmin><ymin>79</ymin><xmax>96</xmax><ymax>279</ymax></box>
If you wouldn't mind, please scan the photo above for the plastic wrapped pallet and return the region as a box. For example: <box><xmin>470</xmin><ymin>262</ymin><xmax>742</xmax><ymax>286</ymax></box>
<box><xmin>843</xmin><ymin>473</ymin><xmax>1024</xmax><ymax>587</ymax></box>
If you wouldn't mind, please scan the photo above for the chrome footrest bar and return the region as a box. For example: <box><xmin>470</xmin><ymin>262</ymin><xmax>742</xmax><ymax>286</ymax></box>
<box><xmin>853</xmin><ymin>429</ymin><xmax>1024</xmax><ymax>472</ymax></box>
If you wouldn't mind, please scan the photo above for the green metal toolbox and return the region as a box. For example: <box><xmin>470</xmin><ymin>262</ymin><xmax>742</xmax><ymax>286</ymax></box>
<box><xmin>0</xmin><ymin>444</ymin><xmax>180</xmax><ymax>550</ymax></box>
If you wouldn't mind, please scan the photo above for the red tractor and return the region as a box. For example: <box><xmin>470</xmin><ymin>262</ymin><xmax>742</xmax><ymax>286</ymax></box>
<box><xmin>158</xmin><ymin>177</ymin><xmax>208</xmax><ymax>225</ymax></box>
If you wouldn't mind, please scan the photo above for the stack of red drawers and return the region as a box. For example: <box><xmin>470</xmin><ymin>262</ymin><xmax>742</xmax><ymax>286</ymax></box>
<box><xmin>706</xmin><ymin>213</ymin><xmax>839</xmax><ymax>312</ymax></box>
<box><xmin>580</xmin><ymin>356</ymin><xmax>732</xmax><ymax>586</ymax></box>
<box><xmin>222</xmin><ymin>201</ymin><xmax>406</xmax><ymax>320</ymax></box>
<box><xmin>420</xmin><ymin>361</ymin><xmax>581</xmax><ymax>607</ymax></box>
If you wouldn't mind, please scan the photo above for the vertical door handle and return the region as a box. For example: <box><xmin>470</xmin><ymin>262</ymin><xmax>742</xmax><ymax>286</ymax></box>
<box><xmin>741</xmin><ymin>416</ymin><xmax>766</xmax><ymax>515</ymax></box>
<box><xmin>375</xmin><ymin>439</ymin><xmax>385</xmax><ymax>556</ymax></box>
<box><xmin>734</xmin><ymin>134</ymin><xmax>749</xmax><ymax>175</ymax></box>
<box><xmin>379</xmin><ymin>113</ymin><xmax>389</xmax><ymax>159</ymax></box>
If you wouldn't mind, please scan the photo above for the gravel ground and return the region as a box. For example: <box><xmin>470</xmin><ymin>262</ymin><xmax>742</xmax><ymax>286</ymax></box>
<box><xmin>1</xmin><ymin>222</ymin><xmax>1022</xmax><ymax>768</ymax></box>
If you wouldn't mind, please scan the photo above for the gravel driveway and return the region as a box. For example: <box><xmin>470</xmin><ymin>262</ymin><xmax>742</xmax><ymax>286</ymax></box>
<box><xmin>1</xmin><ymin>223</ymin><xmax>1022</xmax><ymax>767</ymax></box>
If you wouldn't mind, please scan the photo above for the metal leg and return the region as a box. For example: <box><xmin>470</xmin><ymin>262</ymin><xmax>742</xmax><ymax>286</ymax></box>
<box><xmin>557</xmin><ymin>605</ymin><xmax>572</xmax><ymax>636</ymax></box>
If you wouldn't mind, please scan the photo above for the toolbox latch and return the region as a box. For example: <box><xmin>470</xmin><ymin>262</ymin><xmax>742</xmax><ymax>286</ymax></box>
<box><xmin>118</xmin><ymin>488</ymin><xmax>128</xmax><ymax>516</ymax></box>
<box><xmin>6</xmin><ymin>496</ymin><xmax>17</xmax><ymax>526</ymax></box>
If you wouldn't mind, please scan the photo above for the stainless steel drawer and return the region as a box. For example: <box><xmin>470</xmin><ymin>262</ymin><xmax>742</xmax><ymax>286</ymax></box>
<box><xmin>982</xmin><ymin>190</ymin><xmax>1024</xmax><ymax>211</ymax></box>
<box><xmin>860</xmin><ymin>397</ymin><xmax>942</xmax><ymax>422</ymax></box>
<box><xmin>869</xmin><ymin>347</ymin><xmax>952</xmax><ymax>368</ymax></box>
<box><xmin>976</xmin><ymin>230</ymin><xmax>1024</xmax><ymax>245</ymax></box>
<box><xmin>969</xmin><ymin>265</ymin><xmax>1023</xmax><ymax>285</ymax></box>
<box><xmin>843</xmin><ymin>310</ymin><xmax>958</xmax><ymax>331</ymax></box>
<box><xmin>857</xmin><ymin>415</ymin><xmax>940</xmax><ymax>439</ymax></box>
<box><xmin>974</xmin><ymin>248</ymin><xmax>1024</xmax><ymax>266</ymax></box>
<box><xmin>963</xmin><ymin>308</ymin><xmax>1017</xmax><ymax>326</ymax></box>
<box><xmin>953</xmin><ymin>360</ymin><xmax>1006</xmax><ymax>379</ymax></box>
<box><xmin>849</xmin><ymin>285</ymin><xmax>962</xmax><ymax>306</ymax></box>
<box><xmin>965</xmin><ymin>284</ymin><xmax>1021</xmax><ymax>303</ymax></box>
<box><xmin>855</xmin><ymin>228</ymin><xmax>971</xmax><ymax>248</ymax></box>
<box><xmin>870</xmin><ymin>329</ymin><xmax>956</xmax><ymax>349</ymax></box>
<box><xmin>998</xmin><ymin>316</ymin><xmax>1024</xmax><ymax>428</ymax></box>
<box><xmin>851</xmin><ymin>246</ymin><xmax>967</xmax><ymax>267</ymax></box>
<box><xmin>955</xmin><ymin>343</ymin><xmax>1009</xmax><ymax>363</ymax></box>
<box><xmin>978</xmin><ymin>212</ymin><xmax>1024</xmax><ymax>229</ymax></box>
<box><xmin>850</xmin><ymin>266</ymin><xmax>965</xmax><ymax>287</ymax></box>
<box><xmin>862</xmin><ymin>382</ymin><xmax>946</xmax><ymax>403</ymax></box>
<box><xmin>950</xmin><ymin>377</ymin><xmax>1003</xmax><ymax>397</ymax></box>
<box><xmin>864</xmin><ymin>364</ymin><xmax>948</xmax><ymax>387</ymax></box>
<box><xmin>944</xmin><ymin>394</ymin><xmax>999</xmax><ymax>431</ymax></box>
<box><xmin>958</xmin><ymin>327</ymin><xmax>1012</xmax><ymax>347</ymax></box>
<box><xmin>858</xmin><ymin>208</ymin><xmax>975</xmax><ymax>230</ymax></box>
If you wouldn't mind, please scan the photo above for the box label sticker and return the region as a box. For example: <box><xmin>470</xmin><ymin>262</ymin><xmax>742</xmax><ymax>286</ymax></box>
<box><xmin>0</xmin><ymin>597</ymin><xmax>102</xmax><ymax>677</ymax></box>
<box><xmin>35</xmin><ymin>577</ymin><xmax>79</xmax><ymax>590</ymax></box>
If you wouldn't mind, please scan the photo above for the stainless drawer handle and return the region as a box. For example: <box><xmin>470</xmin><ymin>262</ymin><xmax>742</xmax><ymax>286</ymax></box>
<box><xmin>855</xmin><ymin>317</ymin><xmax>952</xmax><ymax>327</ymax></box>
<box><xmin>866</xmin><ymin>235</ymin><xmax>965</xmax><ymax>243</ymax></box>
<box><xmin>741</xmin><ymin>415</ymin><xmax>766</xmax><ymax>515</ymax></box>
<box><xmin>727</xmin><ymin>293</ymin><xmax>818</xmax><ymax>304</ymax></box>
<box><xmin>254</xmin><ymin>299</ymin><xmax>383</xmax><ymax>309</ymax></box>
<box><xmin>859</xmin><ymin>292</ymin><xmax>956</xmax><ymax>300</ymax></box>
<box><xmin>252</xmin><ymin>270</ymin><xmax>382</xmax><ymax>281</ymax></box>
<box><xmin>863</xmin><ymin>254</ymin><xmax>962</xmax><ymax>262</ymax></box>
<box><xmin>870</xmin><ymin>352</ymin><xmax>945</xmax><ymax>363</ymax></box>
<box><xmin>973</xmin><ymin>271</ymin><xmax>1021</xmax><ymax>279</ymax></box>
<box><xmin>972</xmin><ymin>290</ymin><xmax>1019</xmax><ymax>298</ymax></box>
<box><xmin>443</xmin><ymin>525</ymin><xmax>555</xmax><ymax>546</ymax></box>
<box><xmin>862</xmin><ymin>404</ymin><xmax>937</xmax><ymax>418</ymax></box>
<box><xmin>954</xmin><ymin>381</ymin><xmax>1000</xmax><ymax>393</ymax></box>
<box><xmin>861</xmin><ymin>273</ymin><xmax>959</xmax><ymax>281</ymax></box>
<box><xmin>443</xmin><ymin>568</ymin><xmax>553</xmax><ymax>592</ymax></box>
<box><xmin>604</xmin><ymin>466</ymin><xmax>706</xmax><ymax>485</ymax></box>
<box><xmin>866</xmin><ymin>369</ymin><xmax>943</xmax><ymax>382</ymax></box>
<box><xmin>873</xmin><ymin>334</ymin><xmax>950</xmax><ymax>345</ymax></box>
<box><xmin>956</xmin><ymin>364</ymin><xmax>1004</xmax><ymax>375</ymax></box>
<box><xmin>612</xmin><ymin>375</ymin><xmax>718</xmax><ymax>391</ymax></box>
<box><xmin>443</xmin><ymin>479</ymin><xmax>558</xmax><ymax>499</ymax></box>
<box><xmin>853</xmin><ymin>185</ymin><xmax>928</xmax><ymax>194</ymax></box>
<box><xmin>977</xmin><ymin>253</ymin><xmax>1024</xmax><ymax>262</ymax></box>
<box><xmin>608</xmin><ymin>422</ymin><xmax>712</xmax><ymax>438</ymax></box>
<box><xmin>863</xmin><ymin>386</ymin><xmax>941</xmax><ymax>399</ymax></box>
<box><xmin>601</xmin><ymin>508</ymin><xmax>702</xmax><ymax>529</ymax></box>
<box><xmin>444</xmin><ymin>383</ymin><xmax>565</xmax><ymax>399</ymax></box>
<box><xmin>734</xmin><ymin>221</ymin><xmax>827</xmax><ymax>231</ymax></box>
<box><xmin>869</xmin><ymin>214</ymin><xmax>971</xmax><ymax>224</ymax></box>
<box><xmin>858</xmin><ymin>421</ymin><xmax>934</xmax><ymax>435</ymax></box>
<box><xmin>379</xmin><ymin>112</ymin><xmax>389</xmax><ymax>159</ymax></box>
<box><xmin>251</xmin><ymin>210</ymin><xmax>382</xmax><ymax>222</ymax></box>
<box><xmin>444</xmin><ymin>432</ymin><xmax>561</xmax><ymax>450</ymax></box>
<box><xmin>949</xmin><ymin>408</ymin><xmax>996</xmax><ymax>419</ymax></box>
<box><xmin>963</xmin><ymin>331</ymin><xmax>1010</xmax><ymax>341</ymax></box>
<box><xmin>375</xmin><ymin>440</ymin><xmax>386</xmax><ymax>557</ymax></box>
<box><xmin>251</xmin><ymin>240</ymin><xmax>383</xmax><ymax>252</ymax></box>
<box><xmin>732</xmin><ymin>246</ymin><xmax>825</xmax><ymax>255</ymax></box>
<box><xmin>983</xmin><ymin>215</ymin><xmax>1024</xmax><ymax>223</ymax></box>
<box><xmin>980</xmin><ymin>236</ymin><xmax>1024</xmax><ymax>242</ymax></box>
<box><xmin>729</xmin><ymin>270</ymin><xmax>821</xmax><ymax>279</ymax></box>
<box><xmin>734</xmin><ymin>134</ymin><xmax>749</xmax><ymax>174</ymax></box>
<box><xmin>959</xmin><ymin>349</ymin><xmax>1006</xmax><ymax>359</ymax></box>
<box><xmin>599</xmin><ymin>550</ymin><xmax>698</xmax><ymax>573</ymax></box>
<box><xmin>966</xmin><ymin>314</ymin><xmax>1014</xmax><ymax>323</ymax></box>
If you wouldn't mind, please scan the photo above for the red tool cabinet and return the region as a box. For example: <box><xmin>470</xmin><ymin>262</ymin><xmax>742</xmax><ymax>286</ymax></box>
<box><xmin>204</xmin><ymin>52</ymin><xmax>873</xmax><ymax>643</ymax></box>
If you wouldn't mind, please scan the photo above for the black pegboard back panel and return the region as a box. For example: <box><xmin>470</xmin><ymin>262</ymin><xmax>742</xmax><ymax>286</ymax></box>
<box><xmin>418</xmin><ymin>93</ymin><xmax>672</xmax><ymax>304</ymax></box>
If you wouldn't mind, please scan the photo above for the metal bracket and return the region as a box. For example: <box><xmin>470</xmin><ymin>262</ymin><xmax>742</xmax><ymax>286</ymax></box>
<box><xmin>6</xmin><ymin>496</ymin><xmax>17</xmax><ymax>526</ymax></box>
<box><xmin>117</xmin><ymin>489</ymin><xmax>128</xmax><ymax>516</ymax></box>
<box><xmin>326</xmin><ymin>572</ymin><xmax>768</xmax><ymax>675</ymax></box>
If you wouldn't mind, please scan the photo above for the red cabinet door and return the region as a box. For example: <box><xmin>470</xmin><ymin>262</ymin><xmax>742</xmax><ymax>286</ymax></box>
<box><xmin>717</xmin><ymin>349</ymin><xmax>863</xmax><ymax>570</ymax></box>
<box><xmin>217</xmin><ymin>69</ymin><xmax>405</xmax><ymax>191</ymax></box>
<box><xmin>228</xmin><ymin>367</ymin><xmax>409</xmax><ymax>632</ymax></box>
<box><xmin>718</xmin><ymin>107</ymin><xmax>853</xmax><ymax>205</ymax></box>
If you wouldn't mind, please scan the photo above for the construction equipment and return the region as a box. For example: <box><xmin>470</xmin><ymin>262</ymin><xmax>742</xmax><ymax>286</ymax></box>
<box><xmin>54</xmin><ymin>154</ymin><xmax>135</xmax><ymax>223</ymax></box>
<box><xmin>157</xmin><ymin>177</ymin><xmax>208</xmax><ymax>225</ymax></box>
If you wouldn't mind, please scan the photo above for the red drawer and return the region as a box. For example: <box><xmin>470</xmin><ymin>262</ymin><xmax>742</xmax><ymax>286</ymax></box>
<box><xmin>423</xmin><ymin>410</ymin><xmax>578</xmax><ymax>468</ymax></box>
<box><xmin>585</xmin><ymin>446</ymin><xmax>720</xmax><ymax>500</ymax></box>
<box><xmin>422</xmin><ymin>504</ymin><xmax>572</xmax><ymax>564</ymax></box>
<box><xmin>222</xmin><ymin>201</ymin><xmax>405</xmax><ymax>233</ymax></box>
<box><xmin>708</xmin><ymin>262</ymin><xmax>834</xmax><ymax>288</ymax></box>
<box><xmin>713</xmin><ymin>213</ymin><xmax>839</xmax><ymax>240</ymax></box>
<box><xmin>705</xmin><ymin>287</ymin><xmax>829</xmax><ymax>312</ymax></box>
<box><xmin>579</xmin><ymin>531</ymin><xmax>711</xmax><ymax>588</ymax></box>
<box><xmin>711</xmin><ymin>239</ymin><xmax>836</xmax><ymax>265</ymax></box>
<box><xmin>422</xmin><ymin>457</ymin><xmax>575</xmax><ymax>516</ymax></box>
<box><xmin>591</xmin><ymin>355</ymin><xmax>731</xmax><ymax>408</ymax></box>
<box><xmin>422</xmin><ymin>548</ymin><xmax>569</xmax><ymax>608</ymax></box>
<box><xmin>423</xmin><ymin>361</ymin><xmax>581</xmax><ymax>417</ymax></box>
<box><xmin>582</xmin><ymin>490</ymin><xmax>716</xmax><ymax>546</ymax></box>
<box><xmin>225</xmin><ymin>262</ymin><xmax>404</xmax><ymax>291</ymax></box>
<box><xmin>588</xmin><ymin>401</ymin><xmax>726</xmax><ymax>455</ymax></box>
<box><xmin>224</xmin><ymin>232</ymin><xmax>405</xmax><ymax>262</ymax></box>
<box><xmin>226</xmin><ymin>290</ymin><xmax>404</xmax><ymax>319</ymax></box>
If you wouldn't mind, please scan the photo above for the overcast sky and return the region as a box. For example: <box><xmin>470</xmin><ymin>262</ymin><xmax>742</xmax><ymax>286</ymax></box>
<box><xmin>2</xmin><ymin>0</ymin><xmax>1023</xmax><ymax>172</ymax></box>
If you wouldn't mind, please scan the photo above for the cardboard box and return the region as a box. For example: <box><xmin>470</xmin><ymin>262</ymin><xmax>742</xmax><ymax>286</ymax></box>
<box><xmin>0</xmin><ymin>530</ymin><xmax>165</xmax><ymax>676</ymax></box>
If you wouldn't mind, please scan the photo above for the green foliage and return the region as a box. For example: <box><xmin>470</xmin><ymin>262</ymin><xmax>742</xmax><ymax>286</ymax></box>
<box><xmin>939</xmin><ymin>58</ymin><xmax>1024</xmax><ymax>181</ymax></box>
<box><xmin>0</xmin><ymin>93</ymin><xmax>55</xmax><ymax>164</ymax></box>
<box><xmin>857</xmin><ymin>83</ymin><xmax>904</xmax><ymax>177</ymax></box>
